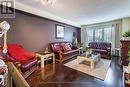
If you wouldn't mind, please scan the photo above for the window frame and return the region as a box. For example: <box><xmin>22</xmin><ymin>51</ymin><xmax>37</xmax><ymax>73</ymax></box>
<box><xmin>87</xmin><ymin>26</ymin><xmax>112</xmax><ymax>43</ymax></box>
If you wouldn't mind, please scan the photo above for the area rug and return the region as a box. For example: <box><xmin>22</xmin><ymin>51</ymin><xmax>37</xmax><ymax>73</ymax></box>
<box><xmin>64</xmin><ymin>58</ymin><xmax>111</xmax><ymax>80</ymax></box>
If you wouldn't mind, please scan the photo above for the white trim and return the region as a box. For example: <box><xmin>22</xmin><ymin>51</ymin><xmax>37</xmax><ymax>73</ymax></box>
<box><xmin>81</xmin><ymin>20</ymin><xmax>122</xmax><ymax>28</ymax></box>
<box><xmin>15</xmin><ymin>1</ymin><xmax>81</xmax><ymax>28</ymax></box>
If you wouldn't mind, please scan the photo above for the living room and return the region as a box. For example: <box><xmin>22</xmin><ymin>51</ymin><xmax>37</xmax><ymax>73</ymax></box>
<box><xmin>0</xmin><ymin>0</ymin><xmax>130</xmax><ymax>87</ymax></box>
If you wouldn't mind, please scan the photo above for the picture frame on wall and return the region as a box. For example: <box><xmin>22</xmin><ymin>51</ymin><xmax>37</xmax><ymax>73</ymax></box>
<box><xmin>55</xmin><ymin>24</ymin><xmax>65</xmax><ymax>39</ymax></box>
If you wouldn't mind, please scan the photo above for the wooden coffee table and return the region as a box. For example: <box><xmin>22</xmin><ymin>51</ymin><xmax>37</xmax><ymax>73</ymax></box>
<box><xmin>77</xmin><ymin>53</ymin><xmax>101</xmax><ymax>69</ymax></box>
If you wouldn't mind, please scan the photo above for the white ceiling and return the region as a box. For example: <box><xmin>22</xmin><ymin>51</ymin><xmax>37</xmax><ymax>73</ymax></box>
<box><xmin>16</xmin><ymin>0</ymin><xmax>130</xmax><ymax>27</ymax></box>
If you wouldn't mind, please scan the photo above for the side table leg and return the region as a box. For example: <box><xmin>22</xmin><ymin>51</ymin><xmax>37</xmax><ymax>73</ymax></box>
<box><xmin>91</xmin><ymin>61</ymin><xmax>94</xmax><ymax>69</ymax></box>
<box><xmin>77</xmin><ymin>56</ymin><xmax>79</xmax><ymax>65</ymax></box>
<box><xmin>41</xmin><ymin>57</ymin><xmax>44</xmax><ymax>68</ymax></box>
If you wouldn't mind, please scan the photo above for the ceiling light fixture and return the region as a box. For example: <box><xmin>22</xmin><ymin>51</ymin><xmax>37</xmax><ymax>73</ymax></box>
<box><xmin>40</xmin><ymin>0</ymin><xmax>56</xmax><ymax>6</ymax></box>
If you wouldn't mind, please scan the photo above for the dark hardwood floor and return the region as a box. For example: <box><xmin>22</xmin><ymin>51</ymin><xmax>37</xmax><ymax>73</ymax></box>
<box><xmin>26</xmin><ymin>56</ymin><xmax>124</xmax><ymax>87</ymax></box>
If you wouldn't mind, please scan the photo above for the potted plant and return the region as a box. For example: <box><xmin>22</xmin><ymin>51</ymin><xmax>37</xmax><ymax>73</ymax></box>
<box><xmin>86</xmin><ymin>48</ymin><xmax>93</xmax><ymax>57</ymax></box>
<box><xmin>122</xmin><ymin>30</ymin><xmax>130</xmax><ymax>40</ymax></box>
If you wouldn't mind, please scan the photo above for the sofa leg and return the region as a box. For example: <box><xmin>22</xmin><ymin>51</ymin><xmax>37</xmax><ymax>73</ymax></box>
<box><xmin>59</xmin><ymin>59</ymin><xmax>63</xmax><ymax>63</ymax></box>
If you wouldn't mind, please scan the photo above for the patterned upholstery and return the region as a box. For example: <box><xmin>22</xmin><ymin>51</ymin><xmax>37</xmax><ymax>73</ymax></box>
<box><xmin>98</xmin><ymin>42</ymin><xmax>111</xmax><ymax>50</ymax></box>
<box><xmin>88</xmin><ymin>42</ymin><xmax>111</xmax><ymax>59</ymax></box>
<box><xmin>89</xmin><ymin>42</ymin><xmax>98</xmax><ymax>49</ymax></box>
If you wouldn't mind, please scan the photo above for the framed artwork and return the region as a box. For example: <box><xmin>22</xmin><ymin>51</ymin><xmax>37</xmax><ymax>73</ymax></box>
<box><xmin>55</xmin><ymin>24</ymin><xmax>65</xmax><ymax>39</ymax></box>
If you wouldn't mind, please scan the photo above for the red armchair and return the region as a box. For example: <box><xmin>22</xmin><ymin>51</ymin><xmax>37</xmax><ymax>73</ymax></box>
<box><xmin>1</xmin><ymin>44</ymin><xmax>38</xmax><ymax>78</ymax></box>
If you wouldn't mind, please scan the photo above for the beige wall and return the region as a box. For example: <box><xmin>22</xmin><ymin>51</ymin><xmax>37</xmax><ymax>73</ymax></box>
<box><xmin>122</xmin><ymin>17</ymin><xmax>130</xmax><ymax>34</ymax></box>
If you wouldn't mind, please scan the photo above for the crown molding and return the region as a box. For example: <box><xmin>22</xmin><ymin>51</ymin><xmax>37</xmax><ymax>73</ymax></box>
<box><xmin>81</xmin><ymin>19</ymin><xmax>122</xmax><ymax>28</ymax></box>
<box><xmin>15</xmin><ymin>1</ymin><xmax>81</xmax><ymax>27</ymax></box>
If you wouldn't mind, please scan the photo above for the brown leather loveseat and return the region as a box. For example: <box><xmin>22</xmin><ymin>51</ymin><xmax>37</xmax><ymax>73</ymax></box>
<box><xmin>88</xmin><ymin>42</ymin><xmax>111</xmax><ymax>59</ymax></box>
<box><xmin>50</xmin><ymin>42</ymin><xmax>80</xmax><ymax>63</ymax></box>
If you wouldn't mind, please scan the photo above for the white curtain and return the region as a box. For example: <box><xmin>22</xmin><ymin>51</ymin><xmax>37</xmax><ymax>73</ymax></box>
<box><xmin>81</xmin><ymin>26</ymin><xmax>87</xmax><ymax>51</ymax></box>
<box><xmin>111</xmin><ymin>24</ymin><xmax>116</xmax><ymax>55</ymax></box>
<box><xmin>111</xmin><ymin>23</ymin><xmax>121</xmax><ymax>55</ymax></box>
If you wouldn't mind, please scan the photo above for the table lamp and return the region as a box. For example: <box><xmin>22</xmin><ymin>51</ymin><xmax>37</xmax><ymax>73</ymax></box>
<box><xmin>0</xmin><ymin>21</ymin><xmax>10</xmax><ymax>53</ymax></box>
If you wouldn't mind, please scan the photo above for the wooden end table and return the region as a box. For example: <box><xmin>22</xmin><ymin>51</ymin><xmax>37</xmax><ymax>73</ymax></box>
<box><xmin>36</xmin><ymin>52</ymin><xmax>55</xmax><ymax>68</ymax></box>
<box><xmin>77</xmin><ymin>53</ymin><xmax>101</xmax><ymax>69</ymax></box>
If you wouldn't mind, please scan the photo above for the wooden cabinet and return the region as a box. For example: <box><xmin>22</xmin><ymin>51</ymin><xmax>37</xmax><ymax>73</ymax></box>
<box><xmin>120</xmin><ymin>40</ymin><xmax>130</xmax><ymax>66</ymax></box>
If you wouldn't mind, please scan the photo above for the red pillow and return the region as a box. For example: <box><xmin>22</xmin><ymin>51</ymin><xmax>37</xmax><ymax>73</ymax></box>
<box><xmin>8</xmin><ymin>44</ymin><xmax>33</xmax><ymax>61</ymax></box>
<box><xmin>62</xmin><ymin>43</ymin><xmax>72</xmax><ymax>52</ymax></box>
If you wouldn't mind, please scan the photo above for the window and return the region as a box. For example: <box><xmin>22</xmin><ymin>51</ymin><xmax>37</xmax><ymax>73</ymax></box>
<box><xmin>95</xmin><ymin>28</ymin><xmax>103</xmax><ymax>42</ymax></box>
<box><xmin>87</xmin><ymin>29</ymin><xmax>94</xmax><ymax>42</ymax></box>
<box><xmin>104</xmin><ymin>27</ymin><xmax>112</xmax><ymax>42</ymax></box>
<box><xmin>86</xmin><ymin>26</ymin><xmax>112</xmax><ymax>44</ymax></box>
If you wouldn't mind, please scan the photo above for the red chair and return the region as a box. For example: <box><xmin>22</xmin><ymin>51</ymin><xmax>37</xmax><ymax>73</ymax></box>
<box><xmin>2</xmin><ymin>44</ymin><xmax>38</xmax><ymax>78</ymax></box>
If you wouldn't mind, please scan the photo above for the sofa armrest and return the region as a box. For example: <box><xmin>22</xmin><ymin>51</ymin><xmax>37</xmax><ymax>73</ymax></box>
<box><xmin>53</xmin><ymin>50</ymin><xmax>63</xmax><ymax>62</ymax></box>
<box><xmin>71</xmin><ymin>46</ymin><xmax>78</xmax><ymax>50</ymax></box>
<box><xmin>86</xmin><ymin>46</ymin><xmax>91</xmax><ymax>49</ymax></box>
<box><xmin>86</xmin><ymin>46</ymin><xmax>92</xmax><ymax>51</ymax></box>
<box><xmin>13</xmin><ymin>61</ymin><xmax>22</xmax><ymax>73</ymax></box>
<box><xmin>53</xmin><ymin>50</ymin><xmax>62</xmax><ymax>54</ymax></box>
<box><xmin>107</xmin><ymin>47</ymin><xmax>111</xmax><ymax>52</ymax></box>
<box><xmin>14</xmin><ymin>62</ymin><xmax>21</xmax><ymax>68</ymax></box>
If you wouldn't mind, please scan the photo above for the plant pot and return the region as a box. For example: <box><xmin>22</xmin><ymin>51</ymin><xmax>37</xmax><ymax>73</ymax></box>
<box><xmin>121</xmin><ymin>37</ymin><xmax>130</xmax><ymax>40</ymax></box>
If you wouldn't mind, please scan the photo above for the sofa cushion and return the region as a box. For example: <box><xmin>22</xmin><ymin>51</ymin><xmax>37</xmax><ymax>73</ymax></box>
<box><xmin>24</xmin><ymin>52</ymin><xmax>35</xmax><ymax>59</ymax></box>
<box><xmin>20</xmin><ymin>58</ymin><xmax>37</xmax><ymax>73</ymax></box>
<box><xmin>98</xmin><ymin>43</ymin><xmax>109</xmax><ymax>50</ymax></box>
<box><xmin>52</xmin><ymin>43</ymin><xmax>63</xmax><ymax>52</ymax></box>
<box><xmin>61</xmin><ymin>43</ymin><xmax>72</xmax><ymax>52</ymax></box>
<box><xmin>88</xmin><ymin>42</ymin><xmax>98</xmax><ymax>49</ymax></box>
<box><xmin>93</xmin><ymin>49</ymin><xmax>108</xmax><ymax>54</ymax></box>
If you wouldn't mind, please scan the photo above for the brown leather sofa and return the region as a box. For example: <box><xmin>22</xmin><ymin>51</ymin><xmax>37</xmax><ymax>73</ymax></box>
<box><xmin>88</xmin><ymin>42</ymin><xmax>111</xmax><ymax>59</ymax></box>
<box><xmin>50</xmin><ymin>42</ymin><xmax>80</xmax><ymax>63</ymax></box>
<box><xmin>1</xmin><ymin>44</ymin><xmax>38</xmax><ymax>78</ymax></box>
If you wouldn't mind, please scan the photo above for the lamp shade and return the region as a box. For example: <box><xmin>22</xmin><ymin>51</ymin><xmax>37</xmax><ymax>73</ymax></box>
<box><xmin>0</xmin><ymin>21</ymin><xmax>10</xmax><ymax>37</ymax></box>
<box><xmin>0</xmin><ymin>21</ymin><xmax>10</xmax><ymax>53</ymax></box>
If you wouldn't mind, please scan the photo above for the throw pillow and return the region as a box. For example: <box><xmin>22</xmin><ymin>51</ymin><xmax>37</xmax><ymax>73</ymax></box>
<box><xmin>62</xmin><ymin>43</ymin><xmax>72</xmax><ymax>52</ymax></box>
